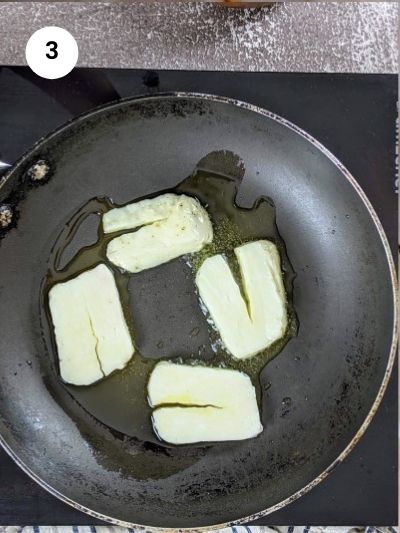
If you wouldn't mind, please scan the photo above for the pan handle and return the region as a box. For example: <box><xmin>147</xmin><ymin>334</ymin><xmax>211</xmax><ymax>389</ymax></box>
<box><xmin>0</xmin><ymin>161</ymin><xmax>13</xmax><ymax>229</ymax></box>
<box><xmin>14</xmin><ymin>68</ymin><xmax>121</xmax><ymax>116</ymax></box>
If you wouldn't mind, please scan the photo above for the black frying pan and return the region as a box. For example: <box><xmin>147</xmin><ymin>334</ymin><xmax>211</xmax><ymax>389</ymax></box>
<box><xmin>0</xmin><ymin>94</ymin><xmax>396</xmax><ymax>529</ymax></box>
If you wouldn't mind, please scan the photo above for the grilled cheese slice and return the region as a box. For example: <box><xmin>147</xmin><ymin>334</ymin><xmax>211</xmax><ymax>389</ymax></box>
<box><xmin>196</xmin><ymin>240</ymin><xmax>287</xmax><ymax>359</ymax></box>
<box><xmin>104</xmin><ymin>194</ymin><xmax>213</xmax><ymax>273</ymax></box>
<box><xmin>148</xmin><ymin>362</ymin><xmax>262</xmax><ymax>444</ymax></box>
<box><xmin>49</xmin><ymin>264</ymin><xmax>134</xmax><ymax>385</ymax></box>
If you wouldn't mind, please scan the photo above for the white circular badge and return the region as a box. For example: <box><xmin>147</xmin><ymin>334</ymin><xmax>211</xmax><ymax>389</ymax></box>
<box><xmin>26</xmin><ymin>27</ymin><xmax>79</xmax><ymax>79</ymax></box>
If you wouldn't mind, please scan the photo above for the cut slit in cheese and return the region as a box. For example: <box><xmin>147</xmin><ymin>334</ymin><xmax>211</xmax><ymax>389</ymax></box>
<box><xmin>195</xmin><ymin>240</ymin><xmax>288</xmax><ymax>360</ymax></box>
<box><xmin>148</xmin><ymin>361</ymin><xmax>263</xmax><ymax>444</ymax></box>
<box><xmin>103</xmin><ymin>193</ymin><xmax>213</xmax><ymax>273</ymax></box>
<box><xmin>48</xmin><ymin>264</ymin><xmax>134</xmax><ymax>386</ymax></box>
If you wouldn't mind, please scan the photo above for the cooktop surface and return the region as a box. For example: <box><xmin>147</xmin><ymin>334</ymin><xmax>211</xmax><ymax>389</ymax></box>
<box><xmin>0</xmin><ymin>67</ymin><xmax>397</xmax><ymax>526</ymax></box>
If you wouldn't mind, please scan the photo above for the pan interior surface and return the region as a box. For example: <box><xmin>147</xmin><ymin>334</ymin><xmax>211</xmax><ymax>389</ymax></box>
<box><xmin>0</xmin><ymin>95</ymin><xmax>395</xmax><ymax>528</ymax></box>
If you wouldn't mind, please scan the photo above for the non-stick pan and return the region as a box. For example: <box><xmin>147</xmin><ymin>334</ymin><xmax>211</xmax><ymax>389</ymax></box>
<box><xmin>0</xmin><ymin>94</ymin><xmax>396</xmax><ymax>529</ymax></box>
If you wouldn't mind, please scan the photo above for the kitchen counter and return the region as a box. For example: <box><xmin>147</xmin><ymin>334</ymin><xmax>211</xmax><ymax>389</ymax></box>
<box><xmin>0</xmin><ymin>1</ymin><xmax>397</xmax><ymax>73</ymax></box>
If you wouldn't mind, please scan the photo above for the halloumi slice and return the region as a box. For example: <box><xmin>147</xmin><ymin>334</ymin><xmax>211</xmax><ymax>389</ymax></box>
<box><xmin>104</xmin><ymin>194</ymin><xmax>213</xmax><ymax>273</ymax></box>
<box><xmin>49</xmin><ymin>264</ymin><xmax>134</xmax><ymax>385</ymax></box>
<box><xmin>196</xmin><ymin>240</ymin><xmax>287</xmax><ymax>360</ymax></box>
<box><xmin>103</xmin><ymin>193</ymin><xmax>178</xmax><ymax>234</ymax></box>
<box><xmin>148</xmin><ymin>361</ymin><xmax>262</xmax><ymax>444</ymax></box>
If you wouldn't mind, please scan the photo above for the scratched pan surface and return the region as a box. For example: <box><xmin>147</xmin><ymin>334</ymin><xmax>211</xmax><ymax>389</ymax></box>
<box><xmin>0</xmin><ymin>94</ymin><xmax>396</xmax><ymax>529</ymax></box>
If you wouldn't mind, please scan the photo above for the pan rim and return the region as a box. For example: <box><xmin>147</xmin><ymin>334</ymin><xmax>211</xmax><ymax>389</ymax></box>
<box><xmin>0</xmin><ymin>91</ymin><xmax>397</xmax><ymax>530</ymax></box>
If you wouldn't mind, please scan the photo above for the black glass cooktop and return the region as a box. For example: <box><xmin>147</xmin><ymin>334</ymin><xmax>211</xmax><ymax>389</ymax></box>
<box><xmin>0</xmin><ymin>67</ymin><xmax>397</xmax><ymax>526</ymax></box>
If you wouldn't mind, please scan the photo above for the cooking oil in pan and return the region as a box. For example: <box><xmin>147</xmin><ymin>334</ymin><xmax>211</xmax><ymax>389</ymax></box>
<box><xmin>40</xmin><ymin>154</ymin><xmax>297</xmax><ymax>446</ymax></box>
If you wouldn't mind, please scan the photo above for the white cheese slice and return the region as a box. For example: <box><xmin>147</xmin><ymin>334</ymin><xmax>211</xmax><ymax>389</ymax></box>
<box><xmin>104</xmin><ymin>194</ymin><xmax>213</xmax><ymax>273</ymax></box>
<box><xmin>103</xmin><ymin>193</ymin><xmax>178</xmax><ymax>234</ymax></box>
<box><xmin>195</xmin><ymin>240</ymin><xmax>287</xmax><ymax>360</ymax></box>
<box><xmin>49</xmin><ymin>264</ymin><xmax>134</xmax><ymax>385</ymax></box>
<box><xmin>148</xmin><ymin>361</ymin><xmax>262</xmax><ymax>444</ymax></box>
